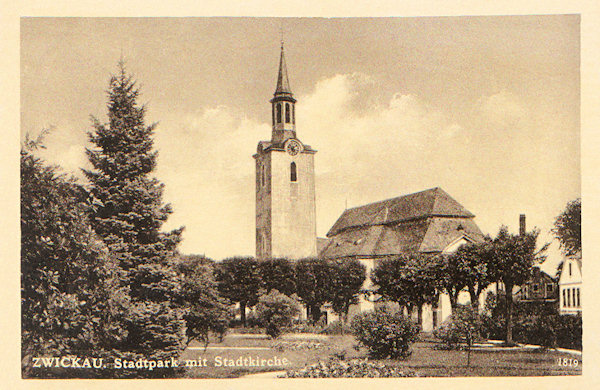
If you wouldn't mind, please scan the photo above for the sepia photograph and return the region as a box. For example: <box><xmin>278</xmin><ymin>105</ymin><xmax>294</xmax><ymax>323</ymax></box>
<box><xmin>16</xmin><ymin>13</ymin><xmax>585</xmax><ymax>381</ymax></box>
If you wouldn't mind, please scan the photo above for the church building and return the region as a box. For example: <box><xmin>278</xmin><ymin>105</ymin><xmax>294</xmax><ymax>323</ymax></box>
<box><xmin>320</xmin><ymin>187</ymin><xmax>485</xmax><ymax>331</ymax></box>
<box><xmin>254</xmin><ymin>44</ymin><xmax>317</xmax><ymax>260</ymax></box>
<box><xmin>253</xmin><ymin>44</ymin><xmax>486</xmax><ymax>331</ymax></box>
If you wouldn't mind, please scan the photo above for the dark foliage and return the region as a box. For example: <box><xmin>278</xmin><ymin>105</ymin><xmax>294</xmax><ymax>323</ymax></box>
<box><xmin>172</xmin><ymin>255</ymin><xmax>231</xmax><ymax>347</ymax></box>
<box><xmin>351</xmin><ymin>307</ymin><xmax>420</xmax><ymax>359</ymax></box>
<box><xmin>255</xmin><ymin>290</ymin><xmax>300</xmax><ymax>338</ymax></box>
<box><xmin>84</xmin><ymin>64</ymin><xmax>186</xmax><ymax>377</ymax></box>
<box><xmin>21</xmin><ymin>139</ymin><xmax>119</xmax><ymax>378</ymax></box>
<box><xmin>258</xmin><ymin>258</ymin><xmax>296</xmax><ymax>296</ymax></box>
<box><xmin>552</xmin><ymin>198</ymin><xmax>581</xmax><ymax>256</ymax></box>
<box><xmin>294</xmin><ymin>258</ymin><xmax>334</xmax><ymax>323</ymax></box>
<box><xmin>214</xmin><ymin>257</ymin><xmax>261</xmax><ymax>326</ymax></box>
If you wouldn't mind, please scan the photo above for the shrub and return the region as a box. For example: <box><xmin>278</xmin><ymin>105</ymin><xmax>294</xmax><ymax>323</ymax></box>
<box><xmin>350</xmin><ymin>307</ymin><xmax>420</xmax><ymax>359</ymax></box>
<box><xmin>481</xmin><ymin>293</ymin><xmax>582</xmax><ymax>350</ymax></box>
<box><xmin>434</xmin><ymin>305</ymin><xmax>483</xmax><ymax>350</ymax></box>
<box><xmin>272</xmin><ymin>340</ymin><xmax>324</xmax><ymax>352</ymax></box>
<box><xmin>285</xmin><ymin>321</ymin><xmax>324</xmax><ymax>334</ymax></box>
<box><xmin>255</xmin><ymin>290</ymin><xmax>300</xmax><ymax>339</ymax></box>
<box><xmin>320</xmin><ymin>319</ymin><xmax>353</xmax><ymax>335</ymax></box>
<box><xmin>281</xmin><ymin>358</ymin><xmax>416</xmax><ymax>378</ymax></box>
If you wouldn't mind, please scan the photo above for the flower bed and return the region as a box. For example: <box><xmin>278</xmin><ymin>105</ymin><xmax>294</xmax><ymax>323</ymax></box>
<box><xmin>280</xmin><ymin>358</ymin><xmax>416</xmax><ymax>378</ymax></box>
<box><xmin>271</xmin><ymin>340</ymin><xmax>324</xmax><ymax>352</ymax></box>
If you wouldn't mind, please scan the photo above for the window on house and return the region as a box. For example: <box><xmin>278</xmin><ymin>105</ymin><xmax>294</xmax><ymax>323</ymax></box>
<box><xmin>290</xmin><ymin>162</ymin><xmax>297</xmax><ymax>182</ymax></box>
<box><xmin>569</xmin><ymin>263</ymin><xmax>572</xmax><ymax>276</ymax></box>
<box><xmin>577</xmin><ymin>288</ymin><xmax>580</xmax><ymax>307</ymax></box>
<box><xmin>532</xmin><ymin>284</ymin><xmax>539</xmax><ymax>293</ymax></box>
<box><xmin>546</xmin><ymin>284</ymin><xmax>553</xmax><ymax>293</ymax></box>
<box><xmin>285</xmin><ymin>103</ymin><xmax>290</xmax><ymax>123</ymax></box>
<box><xmin>276</xmin><ymin>103</ymin><xmax>282</xmax><ymax>123</ymax></box>
<box><xmin>567</xmin><ymin>288</ymin><xmax>571</xmax><ymax>307</ymax></box>
<box><xmin>563</xmin><ymin>289</ymin><xmax>567</xmax><ymax>307</ymax></box>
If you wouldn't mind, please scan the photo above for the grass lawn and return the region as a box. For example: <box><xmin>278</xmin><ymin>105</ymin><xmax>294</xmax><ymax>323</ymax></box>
<box><xmin>180</xmin><ymin>332</ymin><xmax>582</xmax><ymax>378</ymax></box>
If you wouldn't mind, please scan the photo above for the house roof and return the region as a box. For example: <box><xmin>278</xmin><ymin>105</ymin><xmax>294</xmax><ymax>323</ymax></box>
<box><xmin>320</xmin><ymin>187</ymin><xmax>484</xmax><ymax>259</ymax></box>
<box><xmin>327</xmin><ymin>187</ymin><xmax>475</xmax><ymax>236</ymax></box>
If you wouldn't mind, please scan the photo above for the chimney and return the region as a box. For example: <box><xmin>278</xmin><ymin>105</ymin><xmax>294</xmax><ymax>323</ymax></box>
<box><xmin>519</xmin><ymin>214</ymin><xmax>526</xmax><ymax>236</ymax></box>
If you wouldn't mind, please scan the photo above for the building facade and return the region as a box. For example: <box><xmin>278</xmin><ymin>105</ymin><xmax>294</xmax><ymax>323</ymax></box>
<box><xmin>254</xmin><ymin>45</ymin><xmax>317</xmax><ymax>260</ymax></box>
<box><xmin>558</xmin><ymin>252</ymin><xmax>582</xmax><ymax>315</ymax></box>
<box><xmin>517</xmin><ymin>266</ymin><xmax>558</xmax><ymax>303</ymax></box>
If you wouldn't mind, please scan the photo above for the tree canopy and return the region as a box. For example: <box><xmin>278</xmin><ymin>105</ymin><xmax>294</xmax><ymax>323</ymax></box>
<box><xmin>21</xmin><ymin>139</ymin><xmax>117</xmax><ymax>377</ymax></box>
<box><xmin>214</xmin><ymin>256</ymin><xmax>261</xmax><ymax>326</ymax></box>
<box><xmin>552</xmin><ymin>198</ymin><xmax>581</xmax><ymax>256</ymax></box>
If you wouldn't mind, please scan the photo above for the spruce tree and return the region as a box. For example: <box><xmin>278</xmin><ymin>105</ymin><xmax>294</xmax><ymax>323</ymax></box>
<box><xmin>84</xmin><ymin>63</ymin><xmax>186</xmax><ymax>377</ymax></box>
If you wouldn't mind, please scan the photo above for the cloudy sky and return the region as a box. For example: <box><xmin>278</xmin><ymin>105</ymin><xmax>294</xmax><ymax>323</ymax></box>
<box><xmin>21</xmin><ymin>16</ymin><xmax>580</xmax><ymax>272</ymax></box>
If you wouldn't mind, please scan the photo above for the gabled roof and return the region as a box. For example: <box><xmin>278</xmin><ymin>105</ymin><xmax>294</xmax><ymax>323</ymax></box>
<box><xmin>327</xmin><ymin>187</ymin><xmax>475</xmax><ymax>237</ymax></box>
<box><xmin>320</xmin><ymin>188</ymin><xmax>484</xmax><ymax>259</ymax></box>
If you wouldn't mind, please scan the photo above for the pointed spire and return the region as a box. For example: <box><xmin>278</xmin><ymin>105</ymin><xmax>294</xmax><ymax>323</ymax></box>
<box><xmin>275</xmin><ymin>43</ymin><xmax>292</xmax><ymax>95</ymax></box>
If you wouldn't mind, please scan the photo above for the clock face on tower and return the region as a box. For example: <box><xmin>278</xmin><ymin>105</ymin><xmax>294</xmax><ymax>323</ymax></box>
<box><xmin>285</xmin><ymin>139</ymin><xmax>303</xmax><ymax>156</ymax></box>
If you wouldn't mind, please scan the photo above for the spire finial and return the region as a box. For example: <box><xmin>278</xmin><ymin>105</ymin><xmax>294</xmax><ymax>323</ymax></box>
<box><xmin>279</xmin><ymin>23</ymin><xmax>284</xmax><ymax>48</ymax></box>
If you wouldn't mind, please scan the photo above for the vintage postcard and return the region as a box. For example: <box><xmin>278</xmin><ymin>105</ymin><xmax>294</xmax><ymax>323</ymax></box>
<box><xmin>4</xmin><ymin>1</ymin><xmax>598</xmax><ymax>389</ymax></box>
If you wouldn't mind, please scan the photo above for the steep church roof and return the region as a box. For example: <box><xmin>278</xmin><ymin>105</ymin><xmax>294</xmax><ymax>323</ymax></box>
<box><xmin>320</xmin><ymin>187</ymin><xmax>484</xmax><ymax>259</ymax></box>
<box><xmin>327</xmin><ymin>187</ymin><xmax>475</xmax><ymax>236</ymax></box>
<box><xmin>274</xmin><ymin>44</ymin><xmax>292</xmax><ymax>96</ymax></box>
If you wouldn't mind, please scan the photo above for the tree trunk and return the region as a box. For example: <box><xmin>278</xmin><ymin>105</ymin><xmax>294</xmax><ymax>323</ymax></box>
<box><xmin>468</xmin><ymin>286</ymin><xmax>480</xmax><ymax>313</ymax></box>
<box><xmin>240</xmin><ymin>301</ymin><xmax>247</xmax><ymax>327</ymax></box>
<box><xmin>311</xmin><ymin>304</ymin><xmax>321</xmax><ymax>324</ymax></box>
<box><xmin>449</xmin><ymin>292</ymin><xmax>458</xmax><ymax>310</ymax></box>
<box><xmin>505</xmin><ymin>283</ymin><xmax>514</xmax><ymax>344</ymax></box>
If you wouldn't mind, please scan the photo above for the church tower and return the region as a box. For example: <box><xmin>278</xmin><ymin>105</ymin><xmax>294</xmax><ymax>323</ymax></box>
<box><xmin>254</xmin><ymin>44</ymin><xmax>317</xmax><ymax>260</ymax></box>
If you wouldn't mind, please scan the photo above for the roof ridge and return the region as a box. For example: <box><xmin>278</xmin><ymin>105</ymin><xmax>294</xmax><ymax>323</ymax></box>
<box><xmin>345</xmin><ymin>187</ymin><xmax>441</xmax><ymax>212</ymax></box>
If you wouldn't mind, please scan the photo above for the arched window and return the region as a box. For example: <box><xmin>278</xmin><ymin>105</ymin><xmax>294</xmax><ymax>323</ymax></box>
<box><xmin>285</xmin><ymin>103</ymin><xmax>290</xmax><ymax>123</ymax></box>
<box><xmin>276</xmin><ymin>103</ymin><xmax>282</xmax><ymax>123</ymax></box>
<box><xmin>290</xmin><ymin>162</ymin><xmax>297</xmax><ymax>182</ymax></box>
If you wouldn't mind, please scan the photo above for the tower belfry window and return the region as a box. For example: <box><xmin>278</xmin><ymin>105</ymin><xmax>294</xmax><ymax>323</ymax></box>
<box><xmin>290</xmin><ymin>162</ymin><xmax>297</xmax><ymax>182</ymax></box>
<box><xmin>292</xmin><ymin>105</ymin><xmax>295</xmax><ymax>124</ymax></box>
<box><xmin>285</xmin><ymin>103</ymin><xmax>290</xmax><ymax>123</ymax></box>
<box><xmin>276</xmin><ymin>103</ymin><xmax>282</xmax><ymax>123</ymax></box>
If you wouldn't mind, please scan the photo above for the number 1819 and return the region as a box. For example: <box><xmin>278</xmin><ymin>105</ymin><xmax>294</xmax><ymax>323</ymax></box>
<box><xmin>557</xmin><ymin>358</ymin><xmax>579</xmax><ymax>367</ymax></box>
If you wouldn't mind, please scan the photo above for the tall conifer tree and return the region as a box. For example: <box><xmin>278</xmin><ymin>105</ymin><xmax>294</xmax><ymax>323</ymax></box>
<box><xmin>85</xmin><ymin>63</ymin><xmax>186</xmax><ymax>377</ymax></box>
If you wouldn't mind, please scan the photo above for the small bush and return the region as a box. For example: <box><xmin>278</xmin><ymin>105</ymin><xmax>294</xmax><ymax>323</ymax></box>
<box><xmin>281</xmin><ymin>358</ymin><xmax>416</xmax><ymax>378</ymax></box>
<box><xmin>481</xmin><ymin>293</ymin><xmax>582</xmax><ymax>350</ymax></box>
<box><xmin>434</xmin><ymin>305</ymin><xmax>483</xmax><ymax>350</ymax></box>
<box><xmin>285</xmin><ymin>321</ymin><xmax>324</xmax><ymax>334</ymax></box>
<box><xmin>255</xmin><ymin>290</ymin><xmax>300</xmax><ymax>339</ymax></box>
<box><xmin>350</xmin><ymin>307</ymin><xmax>420</xmax><ymax>359</ymax></box>
<box><xmin>320</xmin><ymin>319</ymin><xmax>353</xmax><ymax>335</ymax></box>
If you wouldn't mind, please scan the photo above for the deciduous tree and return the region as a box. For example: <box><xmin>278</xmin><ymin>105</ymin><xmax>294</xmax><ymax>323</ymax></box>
<box><xmin>329</xmin><ymin>259</ymin><xmax>366</xmax><ymax>323</ymax></box>
<box><xmin>488</xmin><ymin>226</ymin><xmax>545</xmax><ymax>344</ymax></box>
<box><xmin>214</xmin><ymin>256</ymin><xmax>261</xmax><ymax>326</ymax></box>
<box><xmin>21</xmin><ymin>136</ymin><xmax>118</xmax><ymax>378</ymax></box>
<box><xmin>259</xmin><ymin>257</ymin><xmax>296</xmax><ymax>297</ymax></box>
<box><xmin>295</xmin><ymin>258</ymin><xmax>333</xmax><ymax>323</ymax></box>
<box><xmin>552</xmin><ymin>198</ymin><xmax>581</xmax><ymax>256</ymax></box>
